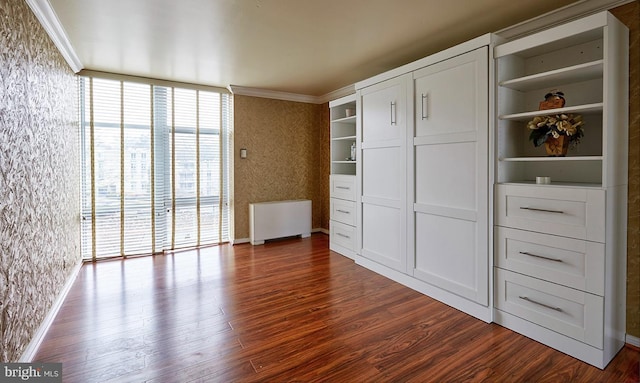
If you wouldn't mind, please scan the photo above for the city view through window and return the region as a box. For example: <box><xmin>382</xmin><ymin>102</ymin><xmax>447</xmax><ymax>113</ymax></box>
<box><xmin>80</xmin><ymin>78</ymin><xmax>231</xmax><ymax>259</ymax></box>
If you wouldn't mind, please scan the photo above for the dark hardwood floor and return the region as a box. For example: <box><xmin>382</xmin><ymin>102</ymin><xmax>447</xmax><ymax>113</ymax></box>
<box><xmin>34</xmin><ymin>234</ymin><xmax>639</xmax><ymax>382</ymax></box>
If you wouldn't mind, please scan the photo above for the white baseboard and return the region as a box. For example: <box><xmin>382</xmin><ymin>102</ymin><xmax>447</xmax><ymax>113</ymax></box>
<box><xmin>312</xmin><ymin>228</ymin><xmax>329</xmax><ymax>235</ymax></box>
<box><xmin>19</xmin><ymin>260</ymin><xmax>83</xmax><ymax>362</ymax></box>
<box><xmin>626</xmin><ymin>334</ymin><xmax>640</xmax><ymax>348</ymax></box>
<box><xmin>231</xmin><ymin>238</ymin><xmax>250</xmax><ymax>245</ymax></box>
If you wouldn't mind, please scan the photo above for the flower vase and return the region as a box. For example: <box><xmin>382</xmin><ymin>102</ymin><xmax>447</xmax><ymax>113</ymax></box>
<box><xmin>545</xmin><ymin>135</ymin><xmax>569</xmax><ymax>156</ymax></box>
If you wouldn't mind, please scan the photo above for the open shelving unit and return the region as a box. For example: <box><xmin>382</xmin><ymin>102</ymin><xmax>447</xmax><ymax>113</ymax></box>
<box><xmin>493</xmin><ymin>11</ymin><xmax>629</xmax><ymax>369</ymax></box>
<box><xmin>329</xmin><ymin>94</ymin><xmax>359</xmax><ymax>259</ymax></box>
<box><xmin>330</xmin><ymin>97</ymin><xmax>357</xmax><ymax>176</ymax></box>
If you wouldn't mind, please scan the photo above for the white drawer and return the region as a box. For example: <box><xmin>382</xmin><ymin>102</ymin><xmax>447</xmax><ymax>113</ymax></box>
<box><xmin>496</xmin><ymin>184</ymin><xmax>605</xmax><ymax>243</ymax></box>
<box><xmin>495</xmin><ymin>268</ymin><xmax>603</xmax><ymax>348</ymax></box>
<box><xmin>330</xmin><ymin>220</ymin><xmax>356</xmax><ymax>252</ymax></box>
<box><xmin>330</xmin><ymin>198</ymin><xmax>356</xmax><ymax>226</ymax></box>
<box><xmin>495</xmin><ymin>227</ymin><xmax>605</xmax><ymax>295</ymax></box>
<box><xmin>330</xmin><ymin>175</ymin><xmax>356</xmax><ymax>201</ymax></box>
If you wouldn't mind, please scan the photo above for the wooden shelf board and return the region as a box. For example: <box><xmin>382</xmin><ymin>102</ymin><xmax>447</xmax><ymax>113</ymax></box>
<box><xmin>499</xmin><ymin>60</ymin><xmax>603</xmax><ymax>92</ymax></box>
<box><xmin>331</xmin><ymin>135</ymin><xmax>356</xmax><ymax>141</ymax></box>
<box><xmin>498</xmin><ymin>181</ymin><xmax>603</xmax><ymax>189</ymax></box>
<box><xmin>499</xmin><ymin>103</ymin><xmax>603</xmax><ymax>121</ymax></box>
<box><xmin>499</xmin><ymin>156</ymin><xmax>603</xmax><ymax>162</ymax></box>
<box><xmin>331</xmin><ymin>116</ymin><xmax>357</xmax><ymax>123</ymax></box>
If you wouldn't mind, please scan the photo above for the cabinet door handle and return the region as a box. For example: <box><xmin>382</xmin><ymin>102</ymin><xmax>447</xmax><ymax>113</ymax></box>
<box><xmin>519</xmin><ymin>206</ymin><xmax>564</xmax><ymax>214</ymax></box>
<box><xmin>421</xmin><ymin>93</ymin><xmax>428</xmax><ymax>120</ymax></box>
<box><xmin>519</xmin><ymin>251</ymin><xmax>563</xmax><ymax>262</ymax></box>
<box><xmin>390</xmin><ymin>102</ymin><xmax>396</xmax><ymax>125</ymax></box>
<box><xmin>336</xmin><ymin>209</ymin><xmax>351</xmax><ymax>214</ymax></box>
<box><xmin>336</xmin><ymin>233</ymin><xmax>351</xmax><ymax>239</ymax></box>
<box><xmin>336</xmin><ymin>186</ymin><xmax>350</xmax><ymax>190</ymax></box>
<box><xmin>519</xmin><ymin>296</ymin><xmax>563</xmax><ymax>312</ymax></box>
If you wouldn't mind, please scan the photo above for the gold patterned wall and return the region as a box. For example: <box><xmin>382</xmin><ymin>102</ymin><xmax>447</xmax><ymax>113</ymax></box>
<box><xmin>0</xmin><ymin>0</ymin><xmax>80</xmax><ymax>362</ymax></box>
<box><xmin>233</xmin><ymin>95</ymin><xmax>328</xmax><ymax>239</ymax></box>
<box><xmin>612</xmin><ymin>1</ymin><xmax>640</xmax><ymax>339</ymax></box>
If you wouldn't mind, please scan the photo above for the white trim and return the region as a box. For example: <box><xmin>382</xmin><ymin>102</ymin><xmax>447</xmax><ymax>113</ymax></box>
<box><xmin>495</xmin><ymin>0</ymin><xmax>634</xmax><ymax>40</ymax></box>
<box><xmin>312</xmin><ymin>227</ymin><xmax>329</xmax><ymax>235</ymax></box>
<box><xmin>228</xmin><ymin>85</ymin><xmax>320</xmax><ymax>104</ymax></box>
<box><xmin>19</xmin><ymin>260</ymin><xmax>83</xmax><ymax>362</ymax></box>
<box><xmin>228</xmin><ymin>84</ymin><xmax>356</xmax><ymax>105</ymax></box>
<box><xmin>25</xmin><ymin>0</ymin><xmax>83</xmax><ymax>73</ymax></box>
<box><xmin>317</xmin><ymin>85</ymin><xmax>356</xmax><ymax>104</ymax></box>
<box><xmin>627</xmin><ymin>334</ymin><xmax>640</xmax><ymax>348</ymax></box>
<box><xmin>231</xmin><ymin>237</ymin><xmax>250</xmax><ymax>245</ymax></box>
<box><xmin>80</xmin><ymin>70</ymin><xmax>230</xmax><ymax>94</ymax></box>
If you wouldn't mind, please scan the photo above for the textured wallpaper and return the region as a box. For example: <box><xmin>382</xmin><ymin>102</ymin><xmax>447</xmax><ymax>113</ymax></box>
<box><xmin>233</xmin><ymin>95</ymin><xmax>328</xmax><ymax>240</ymax></box>
<box><xmin>612</xmin><ymin>1</ymin><xmax>640</xmax><ymax>339</ymax></box>
<box><xmin>0</xmin><ymin>0</ymin><xmax>80</xmax><ymax>362</ymax></box>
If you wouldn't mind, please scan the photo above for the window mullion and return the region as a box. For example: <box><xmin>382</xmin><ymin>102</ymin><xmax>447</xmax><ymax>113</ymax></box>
<box><xmin>196</xmin><ymin>91</ymin><xmax>201</xmax><ymax>246</ymax></box>
<box><xmin>120</xmin><ymin>81</ymin><xmax>125</xmax><ymax>258</ymax></box>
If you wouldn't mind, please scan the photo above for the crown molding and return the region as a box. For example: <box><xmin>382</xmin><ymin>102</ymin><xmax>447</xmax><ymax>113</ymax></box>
<box><xmin>26</xmin><ymin>0</ymin><xmax>83</xmax><ymax>73</ymax></box>
<box><xmin>228</xmin><ymin>83</ymin><xmax>355</xmax><ymax>104</ymax></box>
<box><xmin>496</xmin><ymin>0</ymin><xmax>634</xmax><ymax>40</ymax></box>
<box><xmin>228</xmin><ymin>85</ymin><xmax>320</xmax><ymax>104</ymax></box>
<box><xmin>317</xmin><ymin>84</ymin><xmax>356</xmax><ymax>104</ymax></box>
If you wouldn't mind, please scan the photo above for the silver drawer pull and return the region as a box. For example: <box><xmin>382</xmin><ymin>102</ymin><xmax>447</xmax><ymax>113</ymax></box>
<box><xmin>336</xmin><ymin>233</ymin><xmax>351</xmax><ymax>239</ymax></box>
<box><xmin>520</xmin><ymin>206</ymin><xmax>564</xmax><ymax>214</ymax></box>
<box><xmin>519</xmin><ymin>251</ymin><xmax>563</xmax><ymax>263</ymax></box>
<box><xmin>390</xmin><ymin>101</ymin><xmax>397</xmax><ymax>125</ymax></box>
<box><xmin>336</xmin><ymin>209</ymin><xmax>351</xmax><ymax>214</ymax></box>
<box><xmin>421</xmin><ymin>93</ymin><xmax>428</xmax><ymax>120</ymax></box>
<box><xmin>336</xmin><ymin>186</ymin><xmax>351</xmax><ymax>190</ymax></box>
<box><xmin>519</xmin><ymin>296</ymin><xmax>563</xmax><ymax>312</ymax></box>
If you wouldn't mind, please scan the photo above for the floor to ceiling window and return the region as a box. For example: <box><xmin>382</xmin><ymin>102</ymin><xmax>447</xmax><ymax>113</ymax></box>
<box><xmin>79</xmin><ymin>76</ymin><xmax>232</xmax><ymax>260</ymax></box>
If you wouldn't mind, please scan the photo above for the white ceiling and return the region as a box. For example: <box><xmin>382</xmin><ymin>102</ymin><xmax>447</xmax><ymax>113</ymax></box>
<box><xmin>44</xmin><ymin>0</ymin><xmax>586</xmax><ymax>97</ymax></box>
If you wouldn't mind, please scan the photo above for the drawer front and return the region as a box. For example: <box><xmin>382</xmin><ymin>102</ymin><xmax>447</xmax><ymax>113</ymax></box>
<box><xmin>330</xmin><ymin>198</ymin><xmax>356</xmax><ymax>226</ymax></box>
<box><xmin>495</xmin><ymin>227</ymin><xmax>605</xmax><ymax>295</ymax></box>
<box><xmin>331</xmin><ymin>175</ymin><xmax>356</xmax><ymax>201</ymax></box>
<box><xmin>495</xmin><ymin>184</ymin><xmax>605</xmax><ymax>242</ymax></box>
<box><xmin>330</xmin><ymin>220</ymin><xmax>356</xmax><ymax>251</ymax></box>
<box><xmin>495</xmin><ymin>268</ymin><xmax>603</xmax><ymax>348</ymax></box>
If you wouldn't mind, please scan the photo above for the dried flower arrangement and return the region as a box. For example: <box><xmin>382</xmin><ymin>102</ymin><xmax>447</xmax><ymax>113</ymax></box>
<box><xmin>527</xmin><ymin>113</ymin><xmax>585</xmax><ymax>148</ymax></box>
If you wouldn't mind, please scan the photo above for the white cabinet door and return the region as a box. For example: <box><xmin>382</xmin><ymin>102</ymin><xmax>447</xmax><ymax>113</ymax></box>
<box><xmin>359</xmin><ymin>74</ymin><xmax>410</xmax><ymax>273</ymax></box>
<box><xmin>411</xmin><ymin>47</ymin><xmax>490</xmax><ymax>305</ymax></box>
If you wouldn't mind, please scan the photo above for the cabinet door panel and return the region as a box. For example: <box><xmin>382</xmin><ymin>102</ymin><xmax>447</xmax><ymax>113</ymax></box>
<box><xmin>414</xmin><ymin>213</ymin><xmax>484</xmax><ymax>303</ymax></box>
<box><xmin>362</xmin><ymin>204</ymin><xmax>403</xmax><ymax>272</ymax></box>
<box><xmin>361</xmin><ymin>81</ymin><xmax>405</xmax><ymax>142</ymax></box>
<box><xmin>495</xmin><ymin>184</ymin><xmax>605</xmax><ymax>242</ymax></box>
<box><xmin>495</xmin><ymin>268</ymin><xmax>604</xmax><ymax>349</ymax></box>
<box><xmin>495</xmin><ymin>226</ymin><xmax>605</xmax><ymax>295</ymax></box>
<box><xmin>415</xmin><ymin>142</ymin><xmax>477</xmax><ymax>210</ymax></box>
<box><xmin>412</xmin><ymin>46</ymin><xmax>489</xmax><ymax>305</ymax></box>
<box><xmin>362</xmin><ymin>147</ymin><xmax>402</xmax><ymax>201</ymax></box>
<box><xmin>414</xmin><ymin>48</ymin><xmax>488</xmax><ymax>138</ymax></box>
<box><xmin>359</xmin><ymin>75</ymin><xmax>409</xmax><ymax>273</ymax></box>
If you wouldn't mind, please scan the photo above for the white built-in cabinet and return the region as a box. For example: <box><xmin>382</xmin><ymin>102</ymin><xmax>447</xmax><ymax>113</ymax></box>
<box><xmin>355</xmin><ymin>35</ymin><xmax>494</xmax><ymax>322</ymax></box>
<box><xmin>411</xmin><ymin>47</ymin><xmax>489</xmax><ymax>306</ymax></box>
<box><xmin>333</xmin><ymin>10</ymin><xmax>627</xmax><ymax>370</ymax></box>
<box><xmin>359</xmin><ymin>74</ymin><xmax>409</xmax><ymax>272</ymax></box>
<box><xmin>329</xmin><ymin>95</ymin><xmax>359</xmax><ymax>259</ymax></box>
<box><xmin>493</xmin><ymin>11</ymin><xmax>628</xmax><ymax>369</ymax></box>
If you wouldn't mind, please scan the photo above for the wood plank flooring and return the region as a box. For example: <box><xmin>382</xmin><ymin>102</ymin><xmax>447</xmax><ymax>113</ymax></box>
<box><xmin>34</xmin><ymin>234</ymin><xmax>639</xmax><ymax>382</ymax></box>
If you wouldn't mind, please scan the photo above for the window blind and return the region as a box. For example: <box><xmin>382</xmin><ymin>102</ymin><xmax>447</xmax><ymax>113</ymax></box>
<box><xmin>79</xmin><ymin>76</ymin><xmax>231</xmax><ymax>260</ymax></box>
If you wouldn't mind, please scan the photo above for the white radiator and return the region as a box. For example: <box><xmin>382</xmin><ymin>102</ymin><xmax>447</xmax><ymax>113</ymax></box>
<box><xmin>249</xmin><ymin>200</ymin><xmax>312</xmax><ymax>245</ymax></box>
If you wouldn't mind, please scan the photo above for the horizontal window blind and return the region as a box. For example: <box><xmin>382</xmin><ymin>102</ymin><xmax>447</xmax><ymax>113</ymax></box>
<box><xmin>80</xmin><ymin>77</ymin><xmax>231</xmax><ymax>260</ymax></box>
